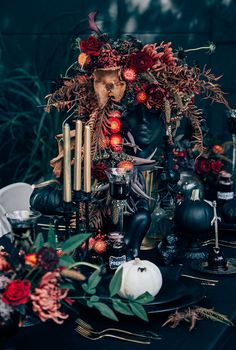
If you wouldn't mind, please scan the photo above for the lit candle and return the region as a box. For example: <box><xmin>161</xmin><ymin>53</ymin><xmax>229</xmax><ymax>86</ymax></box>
<box><xmin>74</xmin><ymin>120</ymin><xmax>82</xmax><ymax>191</ymax></box>
<box><xmin>84</xmin><ymin>125</ymin><xmax>91</xmax><ymax>193</ymax></box>
<box><xmin>63</xmin><ymin>123</ymin><xmax>72</xmax><ymax>202</ymax></box>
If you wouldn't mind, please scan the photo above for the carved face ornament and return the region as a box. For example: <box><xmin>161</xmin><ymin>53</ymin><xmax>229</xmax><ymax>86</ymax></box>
<box><xmin>93</xmin><ymin>67</ymin><xmax>126</xmax><ymax>108</ymax></box>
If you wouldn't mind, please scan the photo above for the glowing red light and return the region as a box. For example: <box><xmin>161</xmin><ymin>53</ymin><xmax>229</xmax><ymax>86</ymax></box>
<box><xmin>109</xmin><ymin>117</ymin><xmax>121</xmax><ymax>133</ymax></box>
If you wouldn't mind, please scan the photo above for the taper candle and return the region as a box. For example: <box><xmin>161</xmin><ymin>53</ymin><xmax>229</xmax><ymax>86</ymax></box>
<box><xmin>74</xmin><ymin>120</ymin><xmax>82</xmax><ymax>191</ymax></box>
<box><xmin>84</xmin><ymin>125</ymin><xmax>91</xmax><ymax>193</ymax></box>
<box><xmin>63</xmin><ymin>123</ymin><xmax>72</xmax><ymax>202</ymax></box>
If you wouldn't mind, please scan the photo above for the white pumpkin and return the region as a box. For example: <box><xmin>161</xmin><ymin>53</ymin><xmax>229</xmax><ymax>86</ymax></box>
<box><xmin>115</xmin><ymin>258</ymin><xmax>163</xmax><ymax>299</ymax></box>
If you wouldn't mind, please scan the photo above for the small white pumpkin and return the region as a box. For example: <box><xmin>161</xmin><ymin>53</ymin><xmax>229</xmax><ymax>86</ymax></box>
<box><xmin>115</xmin><ymin>258</ymin><xmax>162</xmax><ymax>299</ymax></box>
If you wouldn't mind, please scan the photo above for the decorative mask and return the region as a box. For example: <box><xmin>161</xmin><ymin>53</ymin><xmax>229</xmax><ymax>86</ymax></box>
<box><xmin>93</xmin><ymin>67</ymin><xmax>126</xmax><ymax>108</ymax></box>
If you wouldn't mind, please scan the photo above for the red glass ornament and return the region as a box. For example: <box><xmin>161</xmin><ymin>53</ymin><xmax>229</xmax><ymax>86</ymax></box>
<box><xmin>109</xmin><ymin>117</ymin><xmax>121</xmax><ymax>133</ymax></box>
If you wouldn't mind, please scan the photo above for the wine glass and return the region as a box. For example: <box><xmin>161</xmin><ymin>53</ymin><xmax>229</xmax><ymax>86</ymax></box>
<box><xmin>105</xmin><ymin>168</ymin><xmax>134</xmax><ymax>233</ymax></box>
<box><xmin>6</xmin><ymin>210</ymin><xmax>41</xmax><ymax>250</ymax></box>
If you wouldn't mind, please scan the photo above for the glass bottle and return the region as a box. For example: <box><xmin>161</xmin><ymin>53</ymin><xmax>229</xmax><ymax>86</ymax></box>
<box><xmin>217</xmin><ymin>171</ymin><xmax>234</xmax><ymax>206</ymax></box>
<box><xmin>107</xmin><ymin>232</ymin><xmax>127</xmax><ymax>271</ymax></box>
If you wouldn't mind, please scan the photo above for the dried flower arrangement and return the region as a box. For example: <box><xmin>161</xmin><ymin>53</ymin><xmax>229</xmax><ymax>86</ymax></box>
<box><xmin>45</xmin><ymin>12</ymin><xmax>231</xmax><ymax>182</ymax></box>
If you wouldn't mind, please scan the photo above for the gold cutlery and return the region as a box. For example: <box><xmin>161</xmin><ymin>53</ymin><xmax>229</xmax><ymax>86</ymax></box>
<box><xmin>76</xmin><ymin>318</ymin><xmax>161</xmax><ymax>340</ymax></box>
<box><xmin>75</xmin><ymin>325</ymin><xmax>151</xmax><ymax>344</ymax></box>
<box><xmin>181</xmin><ymin>274</ymin><xmax>219</xmax><ymax>283</ymax></box>
<box><xmin>202</xmin><ymin>239</ymin><xmax>236</xmax><ymax>247</ymax></box>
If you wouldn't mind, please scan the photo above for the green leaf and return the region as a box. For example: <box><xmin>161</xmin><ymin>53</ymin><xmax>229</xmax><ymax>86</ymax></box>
<box><xmin>109</xmin><ymin>267</ymin><xmax>123</xmax><ymax>297</ymax></box>
<box><xmin>60</xmin><ymin>282</ymin><xmax>75</xmax><ymax>290</ymax></box>
<box><xmin>87</xmin><ymin>270</ymin><xmax>102</xmax><ymax>290</ymax></box>
<box><xmin>81</xmin><ymin>283</ymin><xmax>96</xmax><ymax>295</ymax></box>
<box><xmin>47</xmin><ymin>226</ymin><xmax>56</xmax><ymax>248</ymax></box>
<box><xmin>112</xmin><ymin>298</ymin><xmax>134</xmax><ymax>316</ymax></box>
<box><xmin>93</xmin><ymin>302</ymin><xmax>119</xmax><ymax>321</ymax></box>
<box><xmin>129</xmin><ymin>302</ymin><xmax>149</xmax><ymax>322</ymax></box>
<box><xmin>61</xmin><ymin>233</ymin><xmax>91</xmax><ymax>254</ymax></box>
<box><xmin>34</xmin><ymin>232</ymin><xmax>44</xmax><ymax>252</ymax></box>
<box><xmin>90</xmin><ymin>295</ymin><xmax>99</xmax><ymax>302</ymax></box>
<box><xmin>58</xmin><ymin>255</ymin><xmax>76</xmax><ymax>267</ymax></box>
<box><xmin>134</xmin><ymin>292</ymin><xmax>154</xmax><ymax>304</ymax></box>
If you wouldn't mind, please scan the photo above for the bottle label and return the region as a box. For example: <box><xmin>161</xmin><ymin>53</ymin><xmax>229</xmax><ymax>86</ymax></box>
<box><xmin>217</xmin><ymin>191</ymin><xmax>234</xmax><ymax>200</ymax></box>
<box><xmin>109</xmin><ymin>255</ymin><xmax>126</xmax><ymax>270</ymax></box>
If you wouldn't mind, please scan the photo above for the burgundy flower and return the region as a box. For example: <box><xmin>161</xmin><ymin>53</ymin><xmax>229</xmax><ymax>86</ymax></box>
<box><xmin>80</xmin><ymin>36</ymin><xmax>103</xmax><ymax>56</ymax></box>
<box><xmin>146</xmin><ymin>84</ymin><xmax>168</xmax><ymax>109</ymax></box>
<box><xmin>210</xmin><ymin>160</ymin><xmax>224</xmax><ymax>173</ymax></box>
<box><xmin>37</xmin><ymin>247</ymin><xmax>59</xmax><ymax>271</ymax></box>
<box><xmin>128</xmin><ymin>51</ymin><xmax>154</xmax><ymax>72</ymax></box>
<box><xmin>2</xmin><ymin>280</ymin><xmax>31</xmax><ymax>306</ymax></box>
<box><xmin>195</xmin><ymin>158</ymin><xmax>211</xmax><ymax>174</ymax></box>
<box><xmin>92</xmin><ymin>162</ymin><xmax>108</xmax><ymax>182</ymax></box>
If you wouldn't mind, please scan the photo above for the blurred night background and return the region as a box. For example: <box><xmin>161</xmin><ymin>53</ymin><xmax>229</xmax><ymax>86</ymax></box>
<box><xmin>0</xmin><ymin>0</ymin><xmax>236</xmax><ymax>187</ymax></box>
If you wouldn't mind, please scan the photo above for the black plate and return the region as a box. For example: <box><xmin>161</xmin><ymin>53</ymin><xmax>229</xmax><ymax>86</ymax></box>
<box><xmin>192</xmin><ymin>258</ymin><xmax>236</xmax><ymax>275</ymax></box>
<box><xmin>76</xmin><ymin>276</ymin><xmax>205</xmax><ymax>314</ymax></box>
<box><xmin>145</xmin><ymin>278</ymin><xmax>205</xmax><ymax>314</ymax></box>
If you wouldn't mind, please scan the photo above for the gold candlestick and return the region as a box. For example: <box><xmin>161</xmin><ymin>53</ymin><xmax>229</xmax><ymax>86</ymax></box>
<box><xmin>84</xmin><ymin>125</ymin><xmax>91</xmax><ymax>193</ymax></box>
<box><xmin>63</xmin><ymin>123</ymin><xmax>72</xmax><ymax>202</ymax></box>
<box><xmin>74</xmin><ymin>120</ymin><xmax>82</xmax><ymax>191</ymax></box>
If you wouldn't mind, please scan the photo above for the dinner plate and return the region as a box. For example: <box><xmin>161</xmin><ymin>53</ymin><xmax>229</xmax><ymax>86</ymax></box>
<box><xmin>145</xmin><ymin>278</ymin><xmax>205</xmax><ymax>314</ymax></box>
<box><xmin>192</xmin><ymin>258</ymin><xmax>236</xmax><ymax>275</ymax></box>
<box><xmin>76</xmin><ymin>276</ymin><xmax>205</xmax><ymax>314</ymax></box>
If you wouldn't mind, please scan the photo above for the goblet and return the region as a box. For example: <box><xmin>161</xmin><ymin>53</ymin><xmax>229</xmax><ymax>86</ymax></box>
<box><xmin>106</xmin><ymin>168</ymin><xmax>134</xmax><ymax>233</ymax></box>
<box><xmin>6</xmin><ymin>210</ymin><xmax>41</xmax><ymax>250</ymax></box>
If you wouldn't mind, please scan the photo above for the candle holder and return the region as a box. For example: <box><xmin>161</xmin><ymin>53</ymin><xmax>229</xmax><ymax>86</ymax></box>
<box><xmin>63</xmin><ymin>201</ymin><xmax>73</xmax><ymax>239</ymax></box>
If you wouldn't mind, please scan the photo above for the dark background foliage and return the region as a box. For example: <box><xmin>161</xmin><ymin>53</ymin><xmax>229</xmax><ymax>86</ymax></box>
<box><xmin>0</xmin><ymin>0</ymin><xmax>236</xmax><ymax>187</ymax></box>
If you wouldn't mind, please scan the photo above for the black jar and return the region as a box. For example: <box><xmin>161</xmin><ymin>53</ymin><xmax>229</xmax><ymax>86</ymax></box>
<box><xmin>217</xmin><ymin>171</ymin><xmax>234</xmax><ymax>206</ymax></box>
<box><xmin>107</xmin><ymin>232</ymin><xmax>127</xmax><ymax>271</ymax></box>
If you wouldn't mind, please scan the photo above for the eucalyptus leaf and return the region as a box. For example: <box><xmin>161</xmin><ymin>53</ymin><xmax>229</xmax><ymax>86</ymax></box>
<box><xmin>93</xmin><ymin>302</ymin><xmax>119</xmax><ymax>321</ymax></box>
<box><xmin>112</xmin><ymin>299</ymin><xmax>134</xmax><ymax>316</ymax></box>
<box><xmin>87</xmin><ymin>269</ymin><xmax>102</xmax><ymax>289</ymax></box>
<box><xmin>34</xmin><ymin>232</ymin><xmax>44</xmax><ymax>252</ymax></box>
<box><xmin>61</xmin><ymin>233</ymin><xmax>91</xmax><ymax>254</ymax></box>
<box><xmin>134</xmin><ymin>291</ymin><xmax>154</xmax><ymax>304</ymax></box>
<box><xmin>59</xmin><ymin>255</ymin><xmax>76</xmax><ymax>267</ymax></box>
<box><xmin>109</xmin><ymin>267</ymin><xmax>123</xmax><ymax>297</ymax></box>
<box><xmin>129</xmin><ymin>302</ymin><xmax>149</xmax><ymax>322</ymax></box>
<box><xmin>47</xmin><ymin>226</ymin><xmax>56</xmax><ymax>248</ymax></box>
<box><xmin>81</xmin><ymin>283</ymin><xmax>96</xmax><ymax>295</ymax></box>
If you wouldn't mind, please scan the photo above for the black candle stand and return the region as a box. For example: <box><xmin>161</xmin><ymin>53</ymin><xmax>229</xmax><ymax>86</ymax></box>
<box><xmin>63</xmin><ymin>201</ymin><xmax>73</xmax><ymax>239</ymax></box>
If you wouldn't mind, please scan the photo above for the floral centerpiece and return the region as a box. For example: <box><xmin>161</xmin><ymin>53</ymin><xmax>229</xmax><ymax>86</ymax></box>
<box><xmin>45</xmin><ymin>12</ymin><xmax>231</xmax><ymax>181</ymax></box>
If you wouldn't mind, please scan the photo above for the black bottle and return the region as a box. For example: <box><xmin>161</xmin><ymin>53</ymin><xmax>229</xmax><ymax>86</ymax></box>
<box><xmin>217</xmin><ymin>171</ymin><xmax>234</xmax><ymax>206</ymax></box>
<box><xmin>107</xmin><ymin>232</ymin><xmax>127</xmax><ymax>271</ymax></box>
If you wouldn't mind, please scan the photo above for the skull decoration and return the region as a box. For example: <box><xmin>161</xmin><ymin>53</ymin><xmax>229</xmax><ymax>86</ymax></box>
<box><xmin>93</xmin><ymin>67</ymin><xmax>126</xmax><ymax>108</ymax></box>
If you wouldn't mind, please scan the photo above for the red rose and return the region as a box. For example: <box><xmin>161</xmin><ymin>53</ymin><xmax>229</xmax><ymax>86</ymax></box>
<box><xmin>80</xmin><ymin>36</ymin><xmax>103</xmax><ymax>56</ymax></box>
<box><xmin>128</xmin><ymin>51</ymin><xmax>154</xmax><ymax>72</ymax></box>
<box><xmin>210</xmin><ymin>160</ymin><xmax>224</xmax><ymax>173</ymax></box>
<box><xmin>195</xmin><ymin>158</ymin><xmax>211</xmax><ymax>174</ymax></box>
<box><xmin>2</xmin><ymin>280</ymin><xmax>31</xmax><ymax>306</ymax></box>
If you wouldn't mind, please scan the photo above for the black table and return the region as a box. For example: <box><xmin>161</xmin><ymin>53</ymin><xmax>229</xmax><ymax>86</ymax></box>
<box><xmin>1</xmin><ymin>243</ymin><xmax>236</xmax><ymax>350</ymax></box>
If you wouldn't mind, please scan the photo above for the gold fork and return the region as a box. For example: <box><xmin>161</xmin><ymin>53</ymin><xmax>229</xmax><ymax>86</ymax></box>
<box><xmin>75</xmin><ymin>325</ymin><xmax>151</xmax><ymax>344</ymax></box>
<box><xmin>181</xmin><ymin>274</ymin><xmax>219</xmax><ymax>283</ymax></box>
<box><xmin>76</xmin><ymin>318</ymin><xmax>161</xmax><ymax>340</ymax></box>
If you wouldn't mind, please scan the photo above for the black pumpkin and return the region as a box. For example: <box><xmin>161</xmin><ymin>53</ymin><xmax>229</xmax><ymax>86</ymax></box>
<box><xmin>221</xmin><ymin>199</ymin><xmax>236</xmax><ymax>223</ymax></box>
<box><xmin>30</xmin><ymin>180</ymin><xmax>63</xmax><ymax>215</ymax></box>
<box><xmin>174</xmin><ymin>190</ymin><xmax>214</xmax><ymax>236</ymax></box>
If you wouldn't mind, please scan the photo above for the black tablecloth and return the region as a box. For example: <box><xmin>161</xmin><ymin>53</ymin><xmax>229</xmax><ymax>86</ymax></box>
<box><xmin>1</xmin><ymin>242</ymin><xmax>236</xmax><ymax>350</ymax></box>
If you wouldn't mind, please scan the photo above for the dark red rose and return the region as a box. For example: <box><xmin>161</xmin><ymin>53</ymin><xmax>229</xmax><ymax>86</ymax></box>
<box><xmin>2</xmin><ymin>280</ymin><xmax>31</xmax><ymax>306</ymax></box>
<box><xmin>37</xmin><ymin>247</ymin><xmax>59</xmax><ymax>271</ymax></box>
<box><xmin>210</xmin><ymin>160</ymin><xmax>224</xmax><ymax>173</ymax></box>
<box><xmin>128</xmin><ymin>51</ymin><xmax>154</xmax><ymax>72</ymax></box>
<box><xmin>92</xmin><ymin>162</ymin><xmax>108</xmax><ymax>182</ymax></box>
<box><xmin>195</xmin><ymin>158</ymin><xmax>211</xmax><ymax>174</ymax></box>
<box><xmin>80</xmin><ymin>36</ymin><xmax>103</xmax><ymax>56</ymax></box>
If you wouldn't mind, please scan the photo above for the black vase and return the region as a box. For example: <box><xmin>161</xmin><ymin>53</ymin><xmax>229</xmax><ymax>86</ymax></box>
<box><xmin>0</xmin><ymin>312</ymin><xmax>20</xmax><ymax>347</ymax></box>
